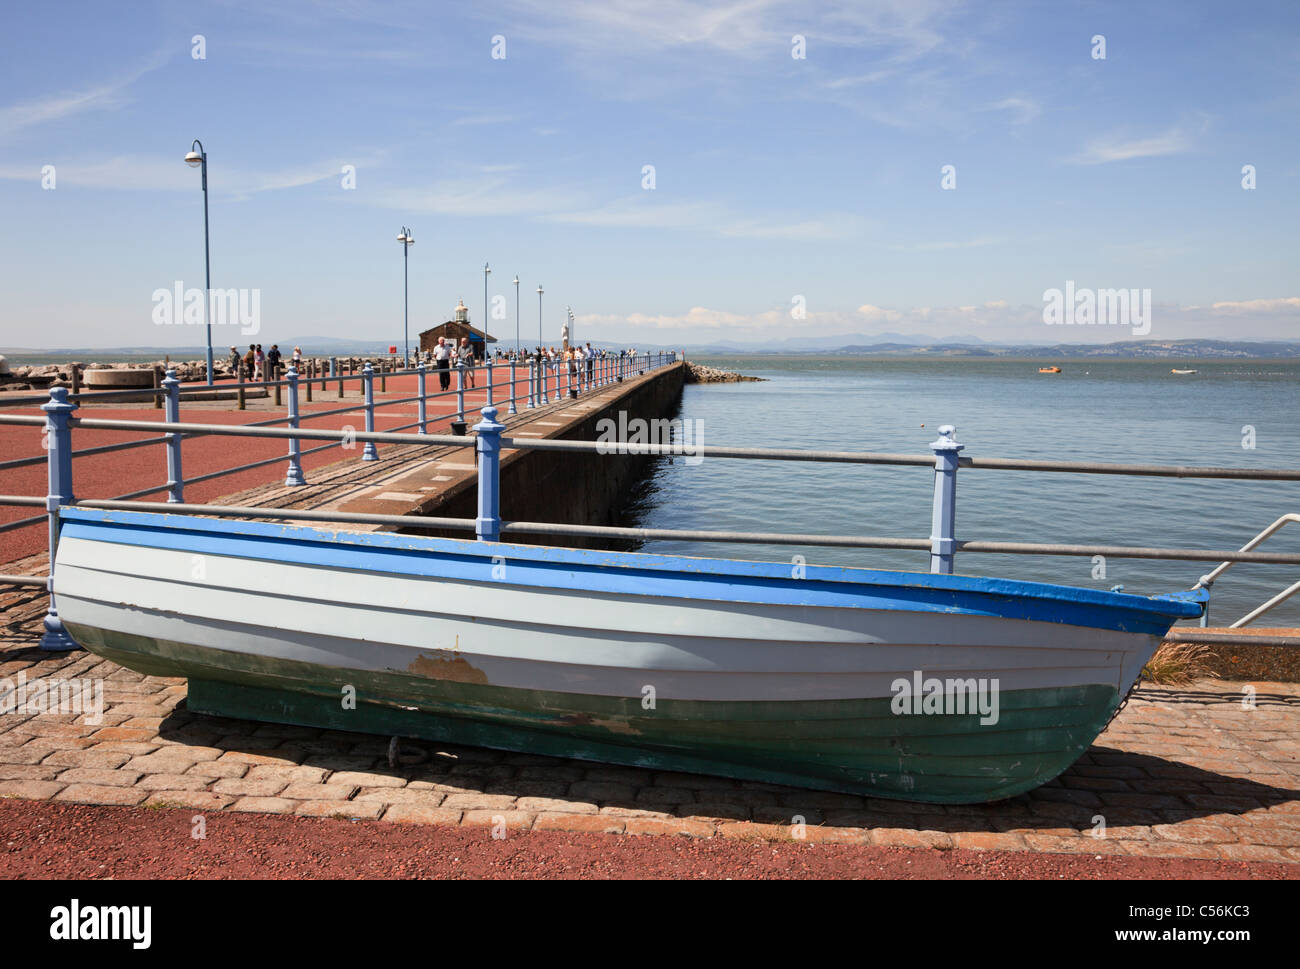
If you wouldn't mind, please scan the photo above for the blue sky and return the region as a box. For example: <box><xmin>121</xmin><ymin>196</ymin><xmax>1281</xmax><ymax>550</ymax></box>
<box><xmin>1</xmin><ymin>0</ymin><xmax>1298</xmax><ymax>350</ymax></box>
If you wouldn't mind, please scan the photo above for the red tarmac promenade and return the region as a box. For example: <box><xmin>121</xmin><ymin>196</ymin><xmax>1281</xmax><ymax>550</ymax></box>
<box><xmin>0</xmin><ymin>369</ymin><xmax>532</xmax><ymax>564</ymax></box>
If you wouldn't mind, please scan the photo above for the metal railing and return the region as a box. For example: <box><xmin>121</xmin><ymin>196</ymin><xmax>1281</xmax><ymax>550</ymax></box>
<box><xmin>1</xmin><ymin>352</ymin><xmax>1297</xmax><ymax>652</ymax></box>
<box><xmin>1192</xmin><ymin>514</ymin><xmax>1300</xmax><ymax>628</ymax></box>
<box><xmin>0</xmin><ymin>350</ymin><xmax>668</xmax><ymax>527</ymax></box>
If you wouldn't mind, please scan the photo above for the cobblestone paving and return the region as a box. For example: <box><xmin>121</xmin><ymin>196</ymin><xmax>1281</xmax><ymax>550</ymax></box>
<box><xmin>3</xmin><ymin>586</ymin><xmax>1297</xmax><ymax>864</ymax></box>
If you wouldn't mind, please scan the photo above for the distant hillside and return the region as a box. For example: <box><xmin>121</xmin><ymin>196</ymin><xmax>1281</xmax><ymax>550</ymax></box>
<box><xmin>6</xmin><ymin>337</ymin><xmax>1300</xmax><ymax>361</ymax></box>
<box><xmin>688</xmin><ymin>339</ymin><xmax>1300</xmax><ymax>359</ymax></box>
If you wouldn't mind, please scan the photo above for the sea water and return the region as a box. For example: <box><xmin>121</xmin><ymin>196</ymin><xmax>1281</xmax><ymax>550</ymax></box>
<box><xmin>621</xmin><ymin>356</ymin><xmax>1300</xmax><ymax>628</ymax></box>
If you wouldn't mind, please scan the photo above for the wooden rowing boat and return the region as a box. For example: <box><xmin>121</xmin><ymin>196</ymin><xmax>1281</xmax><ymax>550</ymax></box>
<box><xmin>52</xmin><ymin>508</ymin><xmax>1203</xmax><ymax>804</ymax></box>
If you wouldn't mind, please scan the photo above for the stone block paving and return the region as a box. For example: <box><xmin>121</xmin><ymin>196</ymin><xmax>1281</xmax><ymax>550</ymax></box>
<box><xmin>2</xmin><ymin>590</ymin><xmax>1298</xmax><ymax>863</ymax></box>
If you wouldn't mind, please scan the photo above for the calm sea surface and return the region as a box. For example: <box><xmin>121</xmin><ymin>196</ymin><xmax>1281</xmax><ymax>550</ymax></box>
<box><xmin>620</xmin><ymin>356</ymin><xmax>1300</xmax><ymax>628</ymax></box>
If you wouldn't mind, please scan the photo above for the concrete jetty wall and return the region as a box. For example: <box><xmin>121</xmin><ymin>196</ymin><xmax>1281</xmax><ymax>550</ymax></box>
<box><xmin>402</xmin><ymin>362</ymin><xmax>685</xmax><ymax>547</ymax></box>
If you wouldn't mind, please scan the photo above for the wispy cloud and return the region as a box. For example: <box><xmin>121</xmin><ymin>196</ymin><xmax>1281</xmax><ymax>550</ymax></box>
<box><xmin>1210</xmin><ymin>297</ymin><xmax>1300</xmax><ymax>314</ymax></box>
<box><xmin>0</xmin><ymin>49</ymin><xmax>170</xmax><ymax>140</ymax></box>
<box><xmin>0</xmin><ymin>151</ymin><xmax>387</xmax><ymax>199</ymax></box>
<box><xmin>547</xmin><ymin>196</ymin><xmax>862</xmax><ymax>240</ymax></box>
<box><xmin>577</xmin><ymin>296</ymin><xmax>1300</xmax><ymax>343</ymax></box>
<box><xmin>1070</xmin><ymin>119</ymin><xmax>1208</xmax><ymax>165</ymax></box>
<box><xmin>374</xmin><ymin>176</ymin><xmax>583</xmax><ymax>217</ymax></box>
<box><xmin>498</xmin><ymin>0</ymin><xmax>960</xmax><ymax>71</ymax></box>
<box><xmin>988</xmin><ymin>96</ymin><xmax>1040</xmax><ymax>125</ymax></box>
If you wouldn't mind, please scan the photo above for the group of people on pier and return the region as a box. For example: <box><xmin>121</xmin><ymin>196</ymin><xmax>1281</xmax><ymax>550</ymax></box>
<box><xmin>428</xmin><ymin>336</ymin><xmax>480</xmax><ymax>391</ymax></box>
<box><xmin>421</xmin><ymin>341</ymin><xmax>644</xmax><ymax>393</ymax></box>
<box><xmin>229</xmin><ymin>343</ymin><xmax>302</xmax><ymax>381</ymax></box>
<box><xmin>217</xmin><ymin>340</ymin><xmax>646</xmax><ymax>398</ymax></box>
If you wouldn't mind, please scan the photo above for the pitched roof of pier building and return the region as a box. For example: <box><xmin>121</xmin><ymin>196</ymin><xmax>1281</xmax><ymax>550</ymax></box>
<box><xmin>418</xmin><ymin>299</ymin><xmax>498</xmax><ymax>350</ymax></box>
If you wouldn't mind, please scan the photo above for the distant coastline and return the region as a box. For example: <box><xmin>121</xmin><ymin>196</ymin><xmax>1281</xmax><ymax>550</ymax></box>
<box><xmin>5</xmin><ymin>337</ymin><xmax>1300</xmax><ymax>366</ymax></box>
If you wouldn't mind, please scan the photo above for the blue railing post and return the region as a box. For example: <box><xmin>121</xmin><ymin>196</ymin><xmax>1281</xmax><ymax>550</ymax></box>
<box><xmin>40</xmin><ymin>388</ymin><xmax>78</xmax><ymax>651</ymax></box>
<box><xmin>565</xmin><ymin>358</ymin><xmax>573</xmax><ymax>399</ymax></box>
<box><xmin>486</xmin><ymin>357</ymin><xmax>495</xmax><ymax>408</ymax></box>
<box><xmin>541</xmin><ymin>359</ymin><xmax>550</xmax><ymax>405</ymax></box>
<box><xmin>456</xmin><ymin>359</ymin><xmax>466</xmax><ymax>424</ymax></box>
<box><xmin>162</xmin><ymin>368</ymin><xmax>184</xmax><ymax>502</ymax></box>
<box><xmin>508</xmin><ymin>358</ymin><xmax>518</xmax><ymax>415</ymax></box>
<box><xmin>285</xmin><ymin>366</ymin><xmax>306</xmax><ymax>485</ymax></box>
<box><xmin>417</xmin><ymin>362</ymin><xmax>428</xmax><ymax>433</ymax></box>
<box><xmin>928</xmin><ymin>424</ymin><xmax>964</xmax><ymax>574</ymax></box>
<box><xmin>474</xmin><ymin>405</ymin><xmax>505</xmax><ymax>542</ymax></box>
<box><xmin>361</xmin><ymin>362</ymin><xmax>378</xmax><ymax>461</ymax></box>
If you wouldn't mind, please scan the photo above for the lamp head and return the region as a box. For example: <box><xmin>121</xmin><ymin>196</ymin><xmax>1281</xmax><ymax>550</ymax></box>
<box><xmin>184</xmin><ymin>150</ymin><xmax>203</xmax><ymax>167</ymax></box>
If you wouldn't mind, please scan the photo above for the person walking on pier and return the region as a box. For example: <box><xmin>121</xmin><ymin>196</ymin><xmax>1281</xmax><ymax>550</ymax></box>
<box><xmin>585</xmin><ymin>342</ymin><xmax>595</xmax><ymax>386</ymax></box>
<box><xmin>255</xmin><ymin>344</ymin><xmax>266</xmax><ymax>381</ymax></box>
<box><xmin>434</xmin><ymin>337</ymin><xmax>452</xmax><ymax>391</ymax></box>
<box><xmin>566</xmin><ymin>346</ymin><xmax>580</xmax><ymax>398</ymax></box>
<box><xmin>267</xmin><ymin>344</ymin><xmax>282</xmax><ymax>379</ymax></box>
<box><xmin>229</xmin><ymin>346</ymin><xmax>240</xmax><ymax>377</ymax></box>
<box><xmin>243</xmin><ymin>344</ymin><xmax>256</xmax><ymax>380</ymax></box>
<box><xmin>457</xmin><ymin>336</ymin><xmax>476</xmax><ymax>389</ymax></box>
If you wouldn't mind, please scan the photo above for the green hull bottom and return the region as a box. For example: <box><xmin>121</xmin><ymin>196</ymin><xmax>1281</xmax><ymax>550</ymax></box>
<box><xmin>70</xmin><ymin>624</ymin><xmax>1121</xmax><ymax>804</ymax></box>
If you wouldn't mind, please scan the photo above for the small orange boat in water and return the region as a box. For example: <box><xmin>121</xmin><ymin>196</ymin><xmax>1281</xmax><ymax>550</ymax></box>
<box><xmin>1038</xmin><ymin>366</ymin><xmax>1061</xmax><ymax>374</ymax></box>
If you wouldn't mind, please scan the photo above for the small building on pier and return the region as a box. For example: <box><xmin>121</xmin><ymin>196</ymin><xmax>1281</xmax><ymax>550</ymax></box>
<box><xmin>419</xmin><ymin>299</ymin><xmax>498</xmax><ymax>355</ymax></box>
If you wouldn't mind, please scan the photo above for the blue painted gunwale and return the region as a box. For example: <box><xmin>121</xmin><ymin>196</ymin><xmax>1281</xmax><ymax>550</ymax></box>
<box><xmin>56</xmin><ymin>508</ymin><xmax>1202</xmax><ymax>634</ymax></box>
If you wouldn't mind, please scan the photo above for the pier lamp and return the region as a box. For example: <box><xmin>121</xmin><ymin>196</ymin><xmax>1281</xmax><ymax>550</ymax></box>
<box><xmin>398</xmin><ymin>227</ymin><xmax>414</xmax><ymax>363</ymax></box>
<box><xmin>513</xmin><ymin>275</ymin><xmax>520</xmax><ymax>357</ymax></box>
<box><xmin>184</xmin><ymin>140</ymin><xmax>214</xmax><ymax>385</ymax></box>
<box><xmin>536</xmin><ymin>284</ymin><xmax>544</xmax><ymax>351</ymax></box>
<box><xmin>483</xmin><ymin>263</ymin><xmax>492</xmax><ymax>348</ymax></box>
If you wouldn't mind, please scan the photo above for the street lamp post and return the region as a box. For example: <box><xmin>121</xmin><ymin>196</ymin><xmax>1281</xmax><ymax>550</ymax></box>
<box><xmin>183</xmin><ymin>140</ymin><xmax>213</xmax><ymax>385</ymax></box>
<box><xmin>397</xmin><ymin>227</ymin><xmax>414</xmax><ymax>364</ymax></box>
<box><xmin>483</xmin><ymin>262</ymin><xmax>491</xmax><ymax>359</ymax></box>
<box><xmin>536</xmin><ymin>284</ymin><xmax>544</xmax><ymax>351</ymax></box>
<box><xmin>513</xmin><ymin>275</ymin><xmax>520</xmax><ymax>357</ymax></box>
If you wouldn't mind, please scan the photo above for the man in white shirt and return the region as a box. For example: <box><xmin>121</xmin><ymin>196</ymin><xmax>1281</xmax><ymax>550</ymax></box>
<box><xmin>433</xmin><ymin>337</ymin><xmax>452</xmax><ymax>390</ymax></box>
